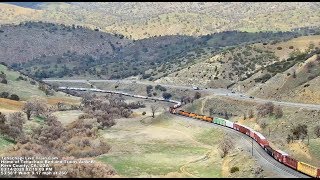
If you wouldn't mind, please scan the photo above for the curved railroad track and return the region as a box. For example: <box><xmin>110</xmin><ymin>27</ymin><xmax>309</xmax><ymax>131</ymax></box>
<box><xmin>56</xmin><ymin>86</ymin><xmax>311</xmax><ymax>178</ymax></box>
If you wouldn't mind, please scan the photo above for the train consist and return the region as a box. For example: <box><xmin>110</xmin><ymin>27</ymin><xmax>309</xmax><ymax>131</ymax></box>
<box><xmin>59</xmin><ymin>86</ymin><xmax>319</xmax><ymax>178</ymax></box>
<box><xmin>169</xmin><ymin>104</ymin><xmax>320</xmax><ymax>178</ymax></box>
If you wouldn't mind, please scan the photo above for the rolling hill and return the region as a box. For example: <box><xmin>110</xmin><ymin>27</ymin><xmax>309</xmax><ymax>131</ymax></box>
<box><xmin>157</xmin><ymin>35</ymin><xmax>320</xmax><ymax>104</ymax></box>
<box><xmin>1</xmin><ymin>2</ymin><xmax>320</xmax><ymax>39</ymax></box>
<box><xmin>2</xmin><ymin>22</ymin><xmax>312</xmax><ymax>80</ymax></box>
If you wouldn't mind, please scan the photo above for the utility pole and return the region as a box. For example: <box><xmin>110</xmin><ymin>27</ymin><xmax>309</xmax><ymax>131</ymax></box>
<box><xmin>252</xmin><ymin>138</ymin><xmax>253</xmax><ymax>156</ymax></box>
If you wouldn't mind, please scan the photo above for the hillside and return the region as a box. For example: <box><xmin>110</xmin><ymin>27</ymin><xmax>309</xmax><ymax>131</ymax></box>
<box><xmin>0</xmin><ymin>63</ymin><xmax>80</xmax><ymax>112</ymax></box>
<box><xmin>157</xmin><ymin>35</ymin><xmax>320</xmax><ymax>104</ymax></box>
<box><xmin>1</xmin><ymin>2</ymin><xmax>320</xmax><ymax>39</ymax></box>
<box><xmin>2</xmin><ymin>22</ymin><xmax>307</xmax><ymax>80</ymax></box>
<box><xmin>0</xmin><ymin>21</ymin><xmax>131</xmax><ymax>64</ymax></box>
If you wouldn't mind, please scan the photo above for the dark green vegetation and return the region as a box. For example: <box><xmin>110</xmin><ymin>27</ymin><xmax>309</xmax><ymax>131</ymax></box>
<box><xmin>3</xmin><ymin>22</ymin><xmax>319</xmax><ymax>80</ymax></box>
<box><xmin>265</xmin><ymin>49</ymin><xmax>320</xmax><ymax>75</ymax></box>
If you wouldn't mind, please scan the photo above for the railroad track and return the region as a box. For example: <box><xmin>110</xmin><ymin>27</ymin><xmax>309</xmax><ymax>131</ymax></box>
<box><xmin>57</xmin><ymin>86</ymin><xmax>311</xmax><ymax>178</ymax></box>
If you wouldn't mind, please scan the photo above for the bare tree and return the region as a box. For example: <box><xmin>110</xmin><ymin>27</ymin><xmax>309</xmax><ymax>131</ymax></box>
<box><xmin>314</xmin><ymin>125</ymin><xmax>320</xmax><ymax>138</ymax></box>
<box><xmin>274</xmin><ymin>106</ymin><xmax>283</xmax><ymax>119</ymax></box>
<box><xmin>293</xmin><ymin>70</ymin><xmax>297</xmax><ymax>78</ymax></box>
<box><xmin>151</xmin><ymin>105</ymin><xmax>159</xmax><ymax>118</ymax></box>
<box><xmin>219</xmin><ymin>134</ymin><xmax>235</xmax><ymax>158</ymax></box>
<box><xmin>194</xmin><ymin>92</ymin><xmax>201</xmax><ymax>99</ymax></box>
<box><xmin>291</xmin><ymin>124</ymin><xmax>308</xmax><ymax>140</ymax></box>
<box><xmin>258</xmin><ymin>119</ymin><xmax>268</xmax><ymax>129</ymax></box>
<box><xmin>243</xmin><ymin>112</ymin><xmax>247</xmax><ymax>120</ymax></box>
<box><xmin>0</xmin><ymin>112</ymin><xmax>5</xmax><ymax>124</ymax></box>
<box><xmin>286</xmin><ymin>134</ymin><xmax>294</xmax><ymax>144</ymax></box>
<box><xmin>7</xmin><ymin>112</ymin><xmax>26</xmax><ymax>131</ymax></box>
<box><xmin>22</xmin><ymin>101</ymin><xmax>33</xmax><ymax>120</ymax></box>
<box><xmin>224</xmin><ymin>110</ymin><xmax>229</xmax><ymax>120</ymax></box>
<box><xmin>248</xmin><ymin>109</ymin><xmax>254</xmax><ymax>118</ymax></box>
<box><xmin>22</xmin><ymin>97</ymin><xmax>48</xmax><ymax>120</ymax></box>
<box><xmin>257</xmin><ymin>102</ymin><xmax>274</xmax><ymax>117</ymax></box>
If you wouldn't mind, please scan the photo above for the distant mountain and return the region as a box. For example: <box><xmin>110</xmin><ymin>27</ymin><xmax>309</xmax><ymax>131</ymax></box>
<box><xmin>1</xmin><ymin>2</ymin><xmax>320</xmax><ymax>39</ymax></box>
<box><xmin>2</xmin><ymin>2</ymin><xmax>45</xmax><ymax>9</ymax></box>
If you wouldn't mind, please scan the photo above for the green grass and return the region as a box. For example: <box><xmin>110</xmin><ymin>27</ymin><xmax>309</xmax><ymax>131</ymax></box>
<box><xmin>195</xmin><ymin>128</ymin><xmax>224</xmax><ymax>146</ymax></box>
<box><xmin>0</xmin><ymin>135</ymin><xmax>15</xmax><ymax>149</ymax></box>
<box><xmin>0</xmin><ymin>65</ymin><xmax>20</xmax><ymax>81</ymax></box>
<box><xmin>187</xmin><ymin>159</ymin><xmax>222</xmax><ymax>178</ymax></box>
<box><xmin>308</xmin><ymin>138</ymin><xmax>320</xmax><ymax>162</ymax></box>
<box><xmin>97</xmin><ymin>144</ymin><xmax>208</xmax><ymax>177</ymax></box>
<box><xmin>33</xmin><ymin>116</ymin><xmax>46</xmax><ymax>125</ymax></box>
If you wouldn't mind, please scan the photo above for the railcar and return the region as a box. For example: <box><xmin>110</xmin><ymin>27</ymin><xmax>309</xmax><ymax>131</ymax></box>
<box><xmin>283</xmin><ymin>156</ymin><xmax>298</xmax><ymax>170</ymax></box>
<box><xmin>213</xmin><ymin>117</ymin><xmax>226</xmax><ymax>126</ymax></box>
<box><xmin>178</xmin><ymin>110</ymin><xmax>190</xmax><ymax>116</ymax></box>
<box><xmin>169</xmin><ymin>107</ymin><xmax>177</xmax><ymax>114</ymax></box>
<box><xmin>265</xmin><ymin>145</ymin><xmax>274</xmax><ymax>157</ymax></box>
<box><xmin>195</xmin><ymin>114</ymin><xmax>204</xmax><ymax>120</ymax></box>
<box><xmin>188</xmin><ymin>112</ymin><xmax>197</xmax><ymax>118</ymax></box>
<box><xmin>202</xmin><ymin>116</ymin><xmax>213</xmax><ymax>122</ymax></box>
<box><xmin>225</xmin><ymin>119</ymin><xmax>234</xmax><ymax>129</ymax></box>
<box><xmin>297</xmin><ymin>162</ymin><xmax>318</xmax><ymax>178</ymax></box>
<box><xmin>253</xmin><ymin>131</ymin><xmax>269</xmax><ymax>148</ymax></box>
<box><xmin>273</xmin><ymin>150</ymin><xmax>288</xmax><ymax>163</ymax></box>
<box><xmin>235</xmin><ymin>123</ymin><xmax>251</xmax><ymax>137</ymax></box>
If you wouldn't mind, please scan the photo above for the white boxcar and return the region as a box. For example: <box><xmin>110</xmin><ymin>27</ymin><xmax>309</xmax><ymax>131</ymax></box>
<box><xmin>225</xmin><ymin>119</ymin><xmax>234</xmax><ymax>129</ymax></box>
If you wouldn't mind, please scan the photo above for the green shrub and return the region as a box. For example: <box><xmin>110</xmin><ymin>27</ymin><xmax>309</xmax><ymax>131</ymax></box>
<box><xmin>1</xmin><ymin>78</ymin><xmax>7</xmax><ymax>84</ymax></box>
<box><xmin>142</xmin><ymin>112</ymin><xmax>146</xmax><ymax>115</ymax></box>
<box><xmin>230</xmin><ymin>166</ymin><xmax>239</xmax><ymax>173</ymax></box>
<box><xmin>9</xmin><ymin>94</ymin><xmax>20</xmax><ymax>101</ymax></box>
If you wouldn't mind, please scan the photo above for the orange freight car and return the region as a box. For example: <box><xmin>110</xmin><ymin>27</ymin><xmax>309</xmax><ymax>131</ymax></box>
<box><xmin>202</xmin><ymin>116</ymin><xmax>213</xmax><ymax>122</ymax></box>
<box><xmin>178</xmin><ymin>110</ymin><xmax>190</xmax><ymax>116</ymax></box>
<box><xmin>195</xmin><ymin>114</ymin><xmax>204</xmax><ymax>120</ymax></box>
<box><xmin>189</xmin><ymin>112</ymin><xmax>197</xmax><ymax>118</ymax></box>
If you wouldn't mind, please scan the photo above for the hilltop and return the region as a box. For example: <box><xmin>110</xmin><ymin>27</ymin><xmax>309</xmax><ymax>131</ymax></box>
<box><xmin>1</xmin><ymin>2</ymin><xmax>320</xmax><ymax>39</ymax></box>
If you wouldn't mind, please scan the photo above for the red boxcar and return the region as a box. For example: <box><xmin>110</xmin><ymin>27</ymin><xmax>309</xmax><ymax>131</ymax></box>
<box><xmin>283</xmin><ymin>155</ymin><xmax>298</xmax><ymax>170</ymax></box>
<box><xmin>233</xmin><ymin>123</ymin><xmax>240</xmax><ymax>131</ymax></box>
<box><xmin>237</xmin><ymin>124</ymin><xmax>251</xmax><ymax>137</ymax></box>
<box><xmin>273</xmin><ymin>150</ymin><xmax>288</xmax><ymax>163</ymax></box>
<box><xmin>253</xmin><ymin>131</ymin><xmax>269</xmax><ymax>148</ymax></box>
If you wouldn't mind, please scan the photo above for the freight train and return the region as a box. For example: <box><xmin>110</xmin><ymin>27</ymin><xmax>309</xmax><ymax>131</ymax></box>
<box><xmin>169</xmin><ymin>105</ymin><xmax>320</xmax><ymax>178</ymax></box>
<box><xmin>59</xmin><ymin>86</ymin><xmax>319</xmax><ymax>178</ymax></box>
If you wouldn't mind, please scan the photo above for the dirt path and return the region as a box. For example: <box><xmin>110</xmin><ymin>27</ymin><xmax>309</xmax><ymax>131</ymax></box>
<box><xmin>179</xmin><ymin>150</ymin><xmax>212</xmax><ymax>178</ymax></box>
<box><xmin>152</xmin><ymin>124</ymin><xmax>215</xmax><ymax>177</ymax></box>
<box><xmin>200</xmin><ymin>97</ymin><xmax>208</xmax><ymax>114</ymax></box>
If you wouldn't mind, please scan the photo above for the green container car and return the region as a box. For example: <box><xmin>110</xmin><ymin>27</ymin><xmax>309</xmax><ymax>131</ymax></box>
<box><xmin>214</xmin><ymin>117</ymin><xmax>226</xmax><ymax>126</ymax></box>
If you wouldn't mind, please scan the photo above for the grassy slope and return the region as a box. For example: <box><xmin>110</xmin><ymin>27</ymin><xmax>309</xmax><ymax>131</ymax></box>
<box><xmin>96</xmin><ymin>105</ymin><xmax>259</xmax><ymax>178</ymax></box>
<box><xmin>0</xmin><ymin>64</ymin><xmax>80</xmax><ymax>103</ymax></box>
